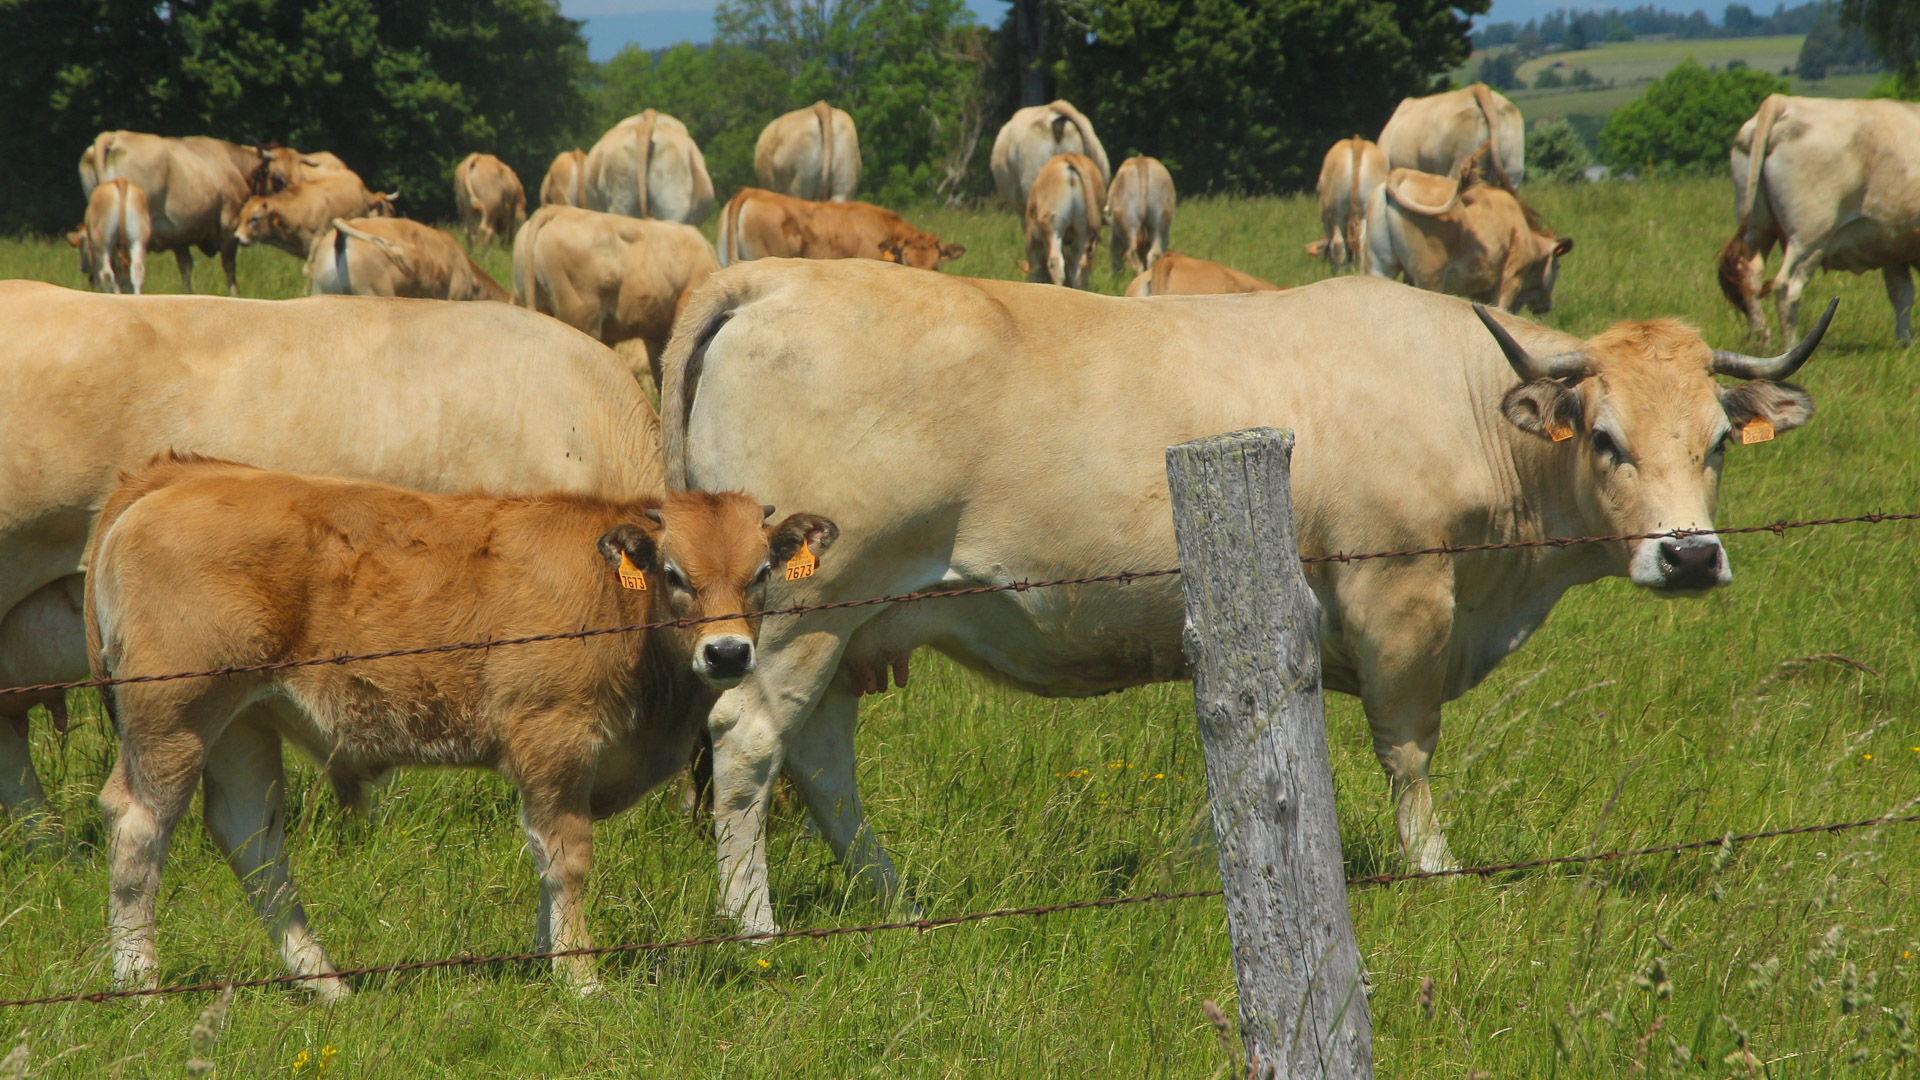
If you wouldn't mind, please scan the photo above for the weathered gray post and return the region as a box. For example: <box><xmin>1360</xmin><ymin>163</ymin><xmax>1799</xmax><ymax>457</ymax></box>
<box><xmin>1166</xmin><ymin>427</ymin><xmax>1372</xmax><ymax>1079</ymax></box>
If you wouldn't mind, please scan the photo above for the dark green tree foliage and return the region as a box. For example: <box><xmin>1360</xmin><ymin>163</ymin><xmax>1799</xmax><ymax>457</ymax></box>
<box><xmin>1526</xmin><ymin>117</ymin><xmax>1594</xmax><ymax>181</ymax></box>
<box><xmin>0</xmin><ymin>0</ymin><xmax>589</xmax><ymax>234</ymax></box>
<box><xmin>1481</xmin><ymin>50</ymin><xmax>1523</xmax><ymax>90</ymax></box>
<box><xmin>1842</xmin><ymin>0</ymin><xmax>1920</xmax><ymax>85</ymax></box>
<box><xmin>1028</xmin><ymin>0</ymin><xmax>1486</xmax><ymax>196</ymax></box>
<box><xmin>1598</xmin><ymin>58</ymin><xmax>1786</xmax><ymax>172</ymax></box>
<box><xmin>591</xmin><ymin>0</ymin><xmax>988</xmax><ymax>206</ymax></box>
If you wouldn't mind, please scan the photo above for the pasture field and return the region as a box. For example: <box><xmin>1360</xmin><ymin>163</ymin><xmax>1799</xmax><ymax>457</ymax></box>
<box><xmin>2</xmin><ymin>178</ymin><xmax>1918</xmax><ymax>1078</ymax></box>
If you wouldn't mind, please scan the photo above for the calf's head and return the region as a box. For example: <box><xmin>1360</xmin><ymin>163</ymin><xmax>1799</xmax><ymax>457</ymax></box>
<box><xmin>597</xmin><ymin>492</ymin><xmax>838</xmax><ymax>690</ymax></box>
<box><xmin>878</xmin><ymin>234</ymin><xmax>965</xmax><ymax>271</ymax></box>
<box><xmin>1476</xmin><ymin>299</ymin><xmax>1832</xmax><ymax>594</ymax></box>
<box><xmin>233</xmin><ymin>196</ymin><xmax>286</xmax><ymax>248</ymax></box>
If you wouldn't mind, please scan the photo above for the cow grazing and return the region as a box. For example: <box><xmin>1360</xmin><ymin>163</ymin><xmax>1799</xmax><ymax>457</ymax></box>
<box><xmin>582</xmin><ymin>110</ymin><xmax>716</xmax><ymax>225</ymax></box>
<box><xmin>1023</xmin><ymin>153</ymin><xmax>1106</xmax><ymax>289</ymax></box>
<box><xmin>1378</xmin><ymin>84</ymin><xmax>1524</xmax><ymax>187</ymax></box>
<box><xmin>253</xmin><ymin>145</ymin><xmax>350</xmax><ymax>195</ymax></box>
<box><xmin>89</xmin><ymin>456</ymin><xmax>837</xmax><ymax>997</ymax></box>
<box><xmin>754</xmin><ymin>101</ymin><xmax>860</xmax><ymax>201</ymax></box>
<box><xmin>0</xmin><ymin>281</ymin><xmax>662</xmax><ymax>839</ymax></box>
<box><xmin>541</xmin><ymin>148</ymin><xmax>588</xmax><ymax>208</ymax></box>
<box><xmin>658</xmin><ymin>261</ymin><xmax>1832</xmax><ymax>934</ymax></box>
<box><xmin>1720</xmin><ymin>94</ymin><xmax>1920</xmax><ymax>345</ymax></box>
<box><xmin>308</xmin><ymin>217</ymin><xmax>510</xmax><ymax>302</ymax></box>
<box><xmin>234</xmin><ymin>172</ymin><xmax>396</xmax><ymax>257</ymax></box>
<box><xmin>514</xmin><ymin>205</ymin><xmax>720</xmax><ymax>388</ymax></box>
<box><xmin>455</xmin><ymin>152</ymin><xmax>528</xmax><ymax>248</ymax></box>
<box><xmin>1364</xmin><ymin>165</ymin><xmax>1572</xmax><ymax>313</ymax></box>
<box><xmin>1310</xmin><ymin>137</ymin><xmax>1389</xmax><ymax>269</ymax></box>
<box><xmin>79</xmin><ymin>131</ymin><xmax>253</xmax><ymax>294</ymax></box>
<box><xmin>68</xmin><ymin>178</ymin><xmax>151</xmax><ymax>295</ymax></box>
<box><xmin>1105</xmin><ymin>155</ymin><xmax>1175</xmax><ymax>277</ymax></box>
<box><xmin>718</xmin><ymin>188</ymin><xmax>963</xmax><ymax>271</ymax></box>
<box><xmin>1123</xmin><ymin>252</ymin><xmax>1280</xmax><ymax>297</ymax></box>
<box><xmin>991</xmin><ymin>100</ymin><xmax>1111</xmax><ymax>208</ymax></box>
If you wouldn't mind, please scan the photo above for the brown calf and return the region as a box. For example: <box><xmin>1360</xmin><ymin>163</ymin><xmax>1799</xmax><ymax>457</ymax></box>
<box><xmin>1124</xmin><ymin>252</ymin><xmax>1281</xmax><ymax>297</ymax></box>
<box><xmin>1023</xmin><ymin>153</ymin><xmax>1107</xmax><ymax>289</ymax></box>
<box><xmin>718</xmin><ymin>188</ymin><xmax>964</xmax><ymax>270</ymax></box>
<box><xmin>68</xmin><ymin>177</ymin><xmax>151</xmax><ymax>294</ymax></box>
<box><xmin>88</xmin><ymin>455</ymin><xmax>836</xmax><ymax>997</ymax></box>
<box><xmin>235</xmin><ymin>172</ymin><xmax>396</xmax><ymax>257</ymax></box>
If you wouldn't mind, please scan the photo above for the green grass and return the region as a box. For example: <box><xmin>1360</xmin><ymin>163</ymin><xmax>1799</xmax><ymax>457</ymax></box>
<box><xmin>3</xmin><ymin>179</ymin><xmax>1919</xmax><ymax>1077</ymax></box>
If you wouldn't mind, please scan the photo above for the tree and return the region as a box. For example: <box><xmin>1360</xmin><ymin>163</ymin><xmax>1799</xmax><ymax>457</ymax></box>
<box><xmin>1841</xmin><ymin>0</ymin><xmax>1920</xmax><ymax>80</ymax></box>
<box><xmin>1798</xmin><ymin>11</ymin><xmax>1847</xmax><ymax>78</ymax></box>
<box><xmin>1532</xmin><ymin>65</ymin><xmax>1565</xmax><ymax>89</ymax></box>
<box><xmin>1527</xmin><ymin>117</ymin><xmax>1594</xmax><ymax>181</ymax></box>
<box><xmin>1566</xmin><ymin>20</ymin><xmax>1589</xmax><ymax>50</ymax></box>
<box><xmin>1599</xmin><ymin>58</ymin><xmax>1787</xmax><ymax>171</ymax></box>
<box><xmin>1481</xmin><ymin>50</ymin><xmax>1523</xmax><ymax>90</ymax></box>
<box><xmin>1020</xmin><ymin>0</ymin><xmax>1487</xmax><ymax>196</ymax></box>
<box><xmin>0</xmin><ymin>0</ymin><xmax>590</xmax><ymax>234</ymax></box>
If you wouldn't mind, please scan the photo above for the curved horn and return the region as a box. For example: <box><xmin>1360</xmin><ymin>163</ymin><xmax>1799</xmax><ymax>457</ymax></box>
<box><xmin>1472</xmin><ymin>304</ymin><xmax>1589</xmax><ymax>381</ymax></box>
<box><xmin>1711</xmin><ymin>296</ymin><xmax>1838</xmax><ymax>381</ymax></box>
<box><xmin>643</xmin><ymin>509</ymin><xmax>663</xmax><ymax>523</ymax></box>
<box><xmin>761</xmin><ymin>505</ymin><xmax>777</xmax><ymax>518</ymax></box>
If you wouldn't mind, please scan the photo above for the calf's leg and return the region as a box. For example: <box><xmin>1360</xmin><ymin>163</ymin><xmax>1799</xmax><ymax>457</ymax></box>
<box><xmin>520</xmin><ymin>780</ymin><xmax>597</xmax><ymax>991</ymax></box>
<box><xmin>100</xmin><ymin>727</ymin><xmax>208</xmax><ymax>991</ymax></box>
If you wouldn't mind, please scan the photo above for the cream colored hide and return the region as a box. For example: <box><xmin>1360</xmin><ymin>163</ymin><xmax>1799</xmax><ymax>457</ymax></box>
<box><xmin>582</xmin><ymin>110</ymin><xmax>717</xmax><ymax>225</ymax></box>
<box><xmin>1721</xmin><ymin>95</ymin><xmax>1920</xmax><ymax>345</ymax></box>
<box><xmin>307</xmin><ymin>217</ymin><xmax>510</xmax><ymax>302</ymax></box>
<box><xmin>991</xmin><ymin>100</ymin><xmax>1112</xmax><ymax>207</ymax></box>
<box><xmin>512</xmin><ymin>204</ymin><xmax>719</xmax><ymax>387</ymax></box>
<box><xmin>69</xmin><ymin>178</ymin><xmax>151</xmax><ymax>294</ymax></box>
<box><xmin>234</xmin><ymin>172</ymin><xmax>394</xmax><ymax>258</ymax></box>
<box><xmin>0</xmin><ymin>281</ymin><xmax>663</xmax><ymax>838</ymax></box>
<box><xmin>78</xmin><ymin>131</ymin><xmax>254</xmax><ymax>294</ymax></box>
<box><xmin>541</xmin><ymin>149</ymin><xmax>588</xmax><ymax>208</ymax></box>
<box><xmin>660</xmin><ymin>260</ymin><xmax>1829</xmax><ymax>934</ymax></box>
<box><xmin>255</xmin><ymin>146</ymin><xmax>350</xmax><ymax>194</ymax></box>
<box><xmin>1310</xmin><ymin>137</ymin><xmax>1388</xmax><ymax>269</ymax></box>
<box><xmin>1023</xmin><ymin>154</ymin><xmax>1107</xmax><ymax>289</ymax></box>
<box><xmin>754</xmin><ymin>101</ymin><xmax>861</xmax><ymax>201</ymax></box>
<box><xmin>1365</xmin><ymin>167</ymin><xmax>1573</xmax><ymax>313</ymax></box>
<box><xmin>1378</xmin><ymin>84</ymin><xmax>1525</xmax><ymax>186</ymax></box>
<box><xmin>1123</xmin><ymin>253</ymin><xmax>1279</xmax><ymax>297</ymax></box>
<box><xmin>1105</xmin><ymin>155</ymin><xmax>1175</xmax><ymax>277</ymax></box>
<box><xmin>455</xmin><ymin>152</ymin><xmax>528</xmax><ymax>248</ymax></box>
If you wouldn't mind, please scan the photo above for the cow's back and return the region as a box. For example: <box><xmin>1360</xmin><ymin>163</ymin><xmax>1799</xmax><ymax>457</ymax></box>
<box><xmin>1738</xmin><ymin>97</ymin><xmax>1920</xmax><ymax>270</ymax></box>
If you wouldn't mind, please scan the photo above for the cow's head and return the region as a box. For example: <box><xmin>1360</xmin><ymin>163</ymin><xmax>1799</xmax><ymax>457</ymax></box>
<box><xmin>1476</xmin><ymin>299</ymin><xmax>1831</xmax><ymax>594</ymax></box>
<box><xmin>597</xmin><ymin>492</ymin><xmax>838</xmax><ymax>690</ymax></box>
<box><xmin>878</xmin><ymin>235</ymin><xmax>965</xmax><ymax>271</ymax></box>
<box><xmin>1508</xmin><ymin>232</ymin><xmax>1574</xmax><ymax>315</ymax></box>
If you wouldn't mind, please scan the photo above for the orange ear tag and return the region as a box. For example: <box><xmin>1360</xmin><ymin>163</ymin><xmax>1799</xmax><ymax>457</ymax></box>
<box><xmin>1740</xmin><ymin>417</ymin><xmax>1775</xmax><ymax>444</ymax></box>
<box><xmin>1547</xmin><ymin>421</ymin><xmax>1574</xmax><ymax>443</ymax></box>
<box><xmin>617</xmin><ymin>552</ymin><xmax>647</xmax><ymax>591</ymax></box>
<box><xmin>784</xmin><ymin>545</ymin><xmax>817</xmax><ymax>581</ymax></box>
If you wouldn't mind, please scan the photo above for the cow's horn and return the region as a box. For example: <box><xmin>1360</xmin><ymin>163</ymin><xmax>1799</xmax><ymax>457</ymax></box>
<box><xmin>1711</xmin><ymin>296</ymin><xmax>1838</xmax><ymax>381</ymax></box>
<box><xmin>643</xmin><ymin>509</ymin><xmax>663</xmax><ymax>523</ymax></box>
<box><xmin>761</xmin><ymin>504</ymin><xmax>776</xmax><ymax>518</ymax></box>
<box><xmin>1472</xmin><ymin>304</ymin><xmax>1588</xmax><ymax>381</ymax></box>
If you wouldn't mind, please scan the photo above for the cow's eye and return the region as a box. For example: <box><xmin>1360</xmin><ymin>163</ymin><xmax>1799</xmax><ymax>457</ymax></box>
<box><xmin>750</xmin><ymin>564</ymin><xmax>770</xmax><ymax>586</ymax></box>
<box><xmin>1710</xmin><ymin>431</ymin><xmax>1732</xmax><ymax>457</ymax></box>
<box><xmin>1591</xmin><ymin>429</ymin><xmax>1625</xmax><ymax>466</ymax></box>
<box><xmin>664</xmin><ymin>566</ymin><xmax>689</xmax><ymax>591</ymax></box>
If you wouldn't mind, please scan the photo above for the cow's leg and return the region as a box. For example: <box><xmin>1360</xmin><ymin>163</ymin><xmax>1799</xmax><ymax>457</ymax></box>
<box><xmin>1046</xmin><ymin>232</ymin><xmax>1067</xmax><ymax>288</ymax></box>
<box><xmin>220</xmin><ymin>240</ymin><xmax>239</xmax><ymax>297</ymax></box>
<box><xmin>0</xmin><ymin>718</ymin><xmax>49</xmax><ymax>841</ymax></box>
<box><xmin>1735</xmin><ymin>232</ymin><xmax>1773</xmax><ymax>343</ymax></box>
<box><xmin>1773</xmin><ymin>241</ymin><xmax>1821</xmax><ymax>348</ymax></box>
<box><xmin>784</xmin><ymin>677</ymin><xmax>905</xmax><ymax>911</ymax></box>
<box><xmin>1351</xmin><ymin>581</ymin><xmax>1458</xmax><ymax>873</ymax></box>
<box><xmin>173</xmin><ymin>249</ymin><xmax>195</xmax><ymax>294</ymax></box>
<box><xmin>201</xmin><ymin>716</ymin><xmax>345</xmax><ymax>1001</ymax></box>
<box><xmin>520</xmin><ymin>776</ymin><xmax>597</xmax><ymax>991</ymax></box>
<box><xmin>1</xmin><ymin>577</ymin><xmax>90</xmax><ymax>846</ymax></box>
<box><xmin>709</xmin><ymin>628</ymin><xmax>848</xmax><ymax>935</ymax></box>
<box><xmin>1884</xmin><ymin>265</ymin><xmax>1914</xmax><ymax>345</ymax></box>
<box><xmin>128</xmin><ymin>238</ymin><xmax>147</xmax><ymax>295</ymax></box>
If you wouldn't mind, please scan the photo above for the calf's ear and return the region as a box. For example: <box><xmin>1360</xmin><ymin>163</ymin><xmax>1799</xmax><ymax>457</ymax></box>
<box><xmin>877</xmin><ymin>241</ymin><xmax>900</xmax><ymax>263</ymax></box>
<box><xmin>939</xmin><ymin>243</ymin><xmax>966</xmax><ymax>261</ymax></box>
<box><xmin>1553</xmin><ymin>236</ymin><xmax>1574</xmax><ymax>257</ymax></box>
<box><xmin>1721</xmin><ymin>380</ymin><xmax>1814</xmax><ymax>435</ymax></box>
<box><xmin>66</xmin><ymin>230</ymin><xmax>83</xmax><ymax>248</ymax></box>
<box><xmin>768</xmin><ymin>513</ymin><xmax>839</xmax><ymax>566</ymax></box>
<box><xmin>597</xmin><ymin>522</ymin><xmax>660</xmax><ymax>572</ymax></box>
<box><xmin>1502</xmin><ymin>380</ymin><xmax>1582</xmax><ymax>441</ymax></box>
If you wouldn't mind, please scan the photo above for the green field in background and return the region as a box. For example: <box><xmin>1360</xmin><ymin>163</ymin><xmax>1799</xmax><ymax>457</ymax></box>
<box><xmin>2</xmin><ymin>180</ymin><xmax>1918</xmax><ymax>1077</ymax></box>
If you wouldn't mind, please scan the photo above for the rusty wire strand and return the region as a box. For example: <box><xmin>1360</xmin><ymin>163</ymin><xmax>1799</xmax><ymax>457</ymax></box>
<box><xmin>4</xmin><ymin>511</ymin><xmax>1914</xmax><ymax>698</ymax></box>
<box><xmin>3</xmin><ymin>812</ymin><xmax>1912</xmax><ymax>1008</ymax></box>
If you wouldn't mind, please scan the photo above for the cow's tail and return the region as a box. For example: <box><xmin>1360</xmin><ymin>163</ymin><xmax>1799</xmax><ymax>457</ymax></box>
<box><xmin>718</xmin><ymin>189</ymin><xmax>749</xmax><ymax>267</ymax></box>
<box><xmin>1467</xmin><ymin>83</ymin><xmax>1516</xmax><ymax>191</ymax></box>
<box><xmin>659</xmin><ymin>270</ymin><xmax>755</xmax><ymax>491</ymax></box>
<box><xmin>814</xmin><ymin>100</ymin><xmax>836</xmax><ymax>199</ymax></box>
<box><xmin>1133</xmin><ymin>157</ymin><xmax>1152</xmax><ymax>267</ymax></box>
<box><xmin>634</xmin><ymin>109</ymin><xmax>657</xmax><ymax>219</ymax></box>
<box><xmin>512</xmin><ymin>207</ymin><xmax>547</xmax><ymax>306</ymax></box>
<box><xmin>1737</xmin><ymin>94</ymin><xmax>1785</xmax><ymax>225</ymax></box>
<box><xmin>1054</xmin><ymin>100</ymin><xmax>1109</xmax><ymax>182</ymax></box>
<box><xmin>1717</xmin><ymin>95</ymin><xmax>1787</xmax><ymax>321</ymax></box>
<box><xmin>1344</xmin><ymin>137</ymin><xmax>1366</xmax><ymax>267</ymax></box>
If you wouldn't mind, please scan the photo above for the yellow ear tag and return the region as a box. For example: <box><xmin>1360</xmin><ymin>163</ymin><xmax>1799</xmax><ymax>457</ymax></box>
<box><xmin>1740</xmin><ymin>417</ymin><xmax>1775</xmax><ymax>445</ymax></box>
<box><xmin>784</xmin><ymin>544</ymin><xmax>817</xmax><ymax>581</ymax></box>
<box><xmin>617</xmin><ymin>552</ymin><xmax>647</xmax><ymax>591</ymax></box>
<box><xmin>1547</xmin><ymin>421</ymin><xmax>1574</xmax><ymax>443</ymax></box>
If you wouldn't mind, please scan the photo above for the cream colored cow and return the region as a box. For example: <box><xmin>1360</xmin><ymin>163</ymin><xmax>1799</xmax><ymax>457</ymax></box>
<box><xmin>455</xmin><ymin>152</ymin><xmax>528</xmax><ymax>248</ymax></box>
<box><xmin>754</xmin><ymin>101</ymin><xmax>860</xmax><ymax>201</ymax></box>
<box><xmin>307</xmin><ymin>217</ymin><xmax>510</xmax><ymax>302</ymax></box>
<box><xmin>79</xmin><ymin>131</ymin><xmax>254</xmax><ymax>294</ymax></box>
<box><xmin>69</xmin><ymin>178</ymin><xmax>151</xmax><ymax>294</ymax></box>
<box><xmin>1309</xmin><ymin>137</ymin><xmax>1388</xmax><ymax>269</ymax></box>
<box><xmin>1364</xmin><ymin>167</ymin><xmax>1572</xmax><ymax>313</ymax></box>
<box><xmin>541</xmin><ymin>148</ymin><xmax>588</xmax><ymax>208</ymax></box>
<box><xmin>582</xmin><ymin>110</ymin><xmax>716</xmax><ymax>225</ymax></box>
<box><xmin>991</xmin><ymin>100</ymin><xmax>1111</xmax><ymax>207</ymax></box>
<box><xmin>1378</xmin><ymin>84</ymin><xmax>1525</xmax><ymax>187</ymax></box>
<box><xmin>1105</xmin><ymin>155</ymin><xmax>1174</xmax><ymax>277</ymax></box>
<box><xmin>1023</xmin><ymin>153</ymin><xmax>1106</xmax><ymax>289</ymax></box>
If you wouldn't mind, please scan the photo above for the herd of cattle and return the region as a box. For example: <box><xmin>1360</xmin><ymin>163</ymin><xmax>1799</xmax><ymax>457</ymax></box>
<box><xmin>3</xmin><ymin>85</ymin><xmax>1898</xmax><ymax>994</ymax></box>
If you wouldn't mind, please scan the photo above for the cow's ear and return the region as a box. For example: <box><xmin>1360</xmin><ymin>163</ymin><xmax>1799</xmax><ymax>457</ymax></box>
<box><xmin>1502</xmin><ymin>379</ymin><xmax>1582</xmax><ymax>441</ymax></box>
<box><xmin>1553</xmin><ymin>236</ymin><xmax>1574</xmax><ymax>257</ymax></box>
<box><xmin>66</xmin><ymin>230</ymin><xmax>83</xmax><ymax>247</ymax></box>
<box><xmin>597</xmin><ymin>521</ymin><xmax>660</xmax><ymax>573</ymax></box>
<box><xmin>939</xmin><ymin>243</ymin><xmax>966</xmax><ymax>261</ymax></box>
<box><xmin>1721</xmin><ymin>379</ymin><xmax>1814</xmax><ymax>435</ymax></box>
<box><xmin>269</xmin><ymin>210</ymin><xmax>283</xmax><ymax>227</ymax></box>
<box><xmin>877</xmin><ymin>241</ymin><xmax>899</xmax><ymax>263</ymax></box>
<box><xmin>768</xmin><ymin>513</ymin><xmax>838</xmax><ymax>567</ymax></box>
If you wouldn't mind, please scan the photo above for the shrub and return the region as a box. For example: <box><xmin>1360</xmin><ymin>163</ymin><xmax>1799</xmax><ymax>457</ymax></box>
<box><xmin>1528</xmin><ymin>118</ymin><xmax>1594</xmax><ymax>181</ymax></box>
<box><xmin>1568</xmin><ymin>66</ymin><xmax>1598</xmax><ymax>86</ymax></box>
<box><xmin>1598</xmin><ymin>59</ymin><xmax>1787</xmax><ymax>172</ymax></box>
<box><xmin>1533</xmin><ymin>66</ymin><xmax>1566</xmax><ymax>89</ymax></box>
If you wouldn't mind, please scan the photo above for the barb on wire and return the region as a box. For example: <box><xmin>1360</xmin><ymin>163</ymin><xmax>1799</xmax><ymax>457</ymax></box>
<box><xmin>3</xmin><ymin>511</ymin><xmax>1913</xmax><ymax>699</ymax></box>
<box><xmin>3</xmin><ymin>812</ymin><xmax>1911</xmax><ymax>1009</ymax></box>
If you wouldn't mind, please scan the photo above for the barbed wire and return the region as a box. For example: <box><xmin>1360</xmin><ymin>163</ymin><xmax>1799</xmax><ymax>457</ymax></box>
<box><xmin>3</xmin><ymin>811</ymin><xmax>1911</xmax><ymax>1008</ymax></box>
<box><xmin>3</xmin><ymin>511</ymin><xmax>1913</xmax><ymax>699</ymax></box>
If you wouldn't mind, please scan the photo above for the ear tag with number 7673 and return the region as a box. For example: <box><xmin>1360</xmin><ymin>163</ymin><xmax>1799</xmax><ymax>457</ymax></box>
<box><xmin>617</xmin><ymin>552</ymin><xmax>647</xmax><ymax>591</ymax></box>
<box><xmin>784</xmin><ymin>545</ymin><xmax>817</xmax><ymax>581</ymax></box>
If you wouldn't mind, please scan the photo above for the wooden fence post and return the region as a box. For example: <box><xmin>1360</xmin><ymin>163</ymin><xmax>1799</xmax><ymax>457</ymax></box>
<box><xmin>1166</xmin><ymin>427</ymin><xmax>1372</xmax><ymax>1079</ymax></box>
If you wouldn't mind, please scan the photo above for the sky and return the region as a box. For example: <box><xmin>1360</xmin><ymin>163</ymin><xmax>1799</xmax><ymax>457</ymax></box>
<box><xmin>559</xmin><ymin>1</ymin><xmax>1727</xmax><ymax>62</ymax></box>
